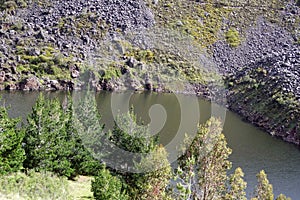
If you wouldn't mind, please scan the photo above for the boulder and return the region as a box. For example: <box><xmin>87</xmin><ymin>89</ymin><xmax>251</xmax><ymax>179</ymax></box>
<box><xmin>19</xmin><ymin>76</ymin><xmax>40</xmax><ymax>91</ymax></box>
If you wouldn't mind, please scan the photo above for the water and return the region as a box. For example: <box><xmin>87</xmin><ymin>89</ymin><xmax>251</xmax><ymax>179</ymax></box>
<box><xmin>1</xmin><ymin>91</ymin><xmax>300</xmax><ymax>199</ymax></box>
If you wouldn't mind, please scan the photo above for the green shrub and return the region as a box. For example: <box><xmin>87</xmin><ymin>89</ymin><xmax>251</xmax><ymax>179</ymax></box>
<box><xmin>225</xmin><ymin>28</ymin><xmax>241</xmax><ymax>47</ymax></box>
<box><xmin>101</xmin><ymin>66</ymin><xmax>121</xmax><ymax>81</ymax></box>
<box><xmin>0</xmin><ymin>170</ymin><xmax>70</xmax><ymax>199</ymax></box>
<box><xmin>91</xmin><ymin>167</ymin><xmax>129</xmax><ymax>200</ymax></box>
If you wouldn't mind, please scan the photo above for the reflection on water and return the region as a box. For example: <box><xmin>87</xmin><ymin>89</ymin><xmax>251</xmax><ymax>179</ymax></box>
<box><xmin>1</xmin><ymin>90</ymin><xmax>300</xmax><ymax>199</ymax></box>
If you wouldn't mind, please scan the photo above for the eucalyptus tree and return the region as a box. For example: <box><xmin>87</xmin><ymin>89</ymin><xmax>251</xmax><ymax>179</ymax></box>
<box><xmin>225</xmin><ymin>167</ymin><xmax>247</xmax><ymax>200</ymax></box>
<box><xmin>251</xmin><ymin>170</ymin><xmax>274</xmax><ymax>200</ymax></box>
<box><xmin>175</xmin><ymin>118</ymin><xmax>232</xmax><ymax>200</ymax></box>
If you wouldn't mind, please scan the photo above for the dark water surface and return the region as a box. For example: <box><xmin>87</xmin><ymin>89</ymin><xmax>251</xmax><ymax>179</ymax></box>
<box><xmin>1</xmin><ymin>91</ymin><xmax>300</xmax><ymax>199</ymax></box>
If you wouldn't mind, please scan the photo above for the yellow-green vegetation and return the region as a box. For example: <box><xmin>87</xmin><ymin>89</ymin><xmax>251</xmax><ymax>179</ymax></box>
<box><xmin>125</xmin><ymin>46</ymin><xmax>221</xmax><ymax>85</ymax></box>
<box><xmin>100</xmin><ymin>64</ymin><xmax>122</xmax><ymax>81</ymax></box>
<box><xmin>225</xmin><ymin>28</ymin><xmax>241</xmax><ymax>47</ymax></box>
<box><xmin>227</xmin><ymin>66</ymin><xmax>300</xmax><ymax>137</ymax></box>
<box><xmin>0</xmin><ymin>171</ymin><xmax>70</xmax><ymax>200</ymax></box>
<box><xmin>148</xmin><ymin>0</ymin><xmax>296</xmax><ymax>49</ymax></box>
<box><xmin>125</xmin><ymin>48</ymin><xmax>155</xmax><ymax>63</ymax></box>
<box><xmin>58</xmin><ymin>13</ymin><xmax>108</xmax><ymax>39</ymax></box>
<box><xmin>68</xmin><ymin>176</ymin><xmax>93</xmax><ymax>199</ymax></box>
<box><xmin>16</xmin><ymin>46</ymin><xmax>74</xmax><ymax>80</ymax></box>
<box><xmin>0</xmin><ymin>172</ymin><xmax>93</xmax><ymax>200</ymax></box>
<box><xmin>149</xmin><ymin>0</ymin><xmax>232</xmax><ymax>48</ymax></box>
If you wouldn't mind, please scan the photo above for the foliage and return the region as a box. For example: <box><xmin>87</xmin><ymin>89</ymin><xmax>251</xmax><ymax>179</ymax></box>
<box><xmin>0</xmin><ymin>104</ymin><xmax>25</xmax><ymax>175</ymax></box>
<box><xmin>22</xmin><ymin>94</ymin><xmax>100</xmax><ymax>178</ymax></box>
<box><xmin>91</xmin><ymin>167</ymin><xmax>129</xmax><ymax>200</ymax></box>
<box><xmin>225</xmin><ymin>167</ymin><xmax>247</xmax><ymax>200</ymax></box>
<box><xmin>100</xmin><ymin>65</ymin><xmax>122</xmax><ymax>81</ymax></box>
<box><xmin>0</xmin><ymin>170</ymin><xmax>70</xmax><ymax>200</ymax></box>
<box><xmin>106</xmin><ymin>110</ymin><xmax>172</xmax><ymax>199</ymax></box>
<box><xmin>276</xmin><ymin>194</ymin><xmax>292</xmax><ymax>200</ymax></box>
<box><xmin>16</xmin><ymin>46</ymin><xmax>72</xmax><ymax>80</ymax></box>
<box><xmin>109</xmin><ymin>110</ymin><xmax>158</xmax><ymax>154</ymax></box>
<box><xmin>133</xmin><ymin>146</ymin><xmax>172</xmax><ymax>200</ymax></box>
<box><xmin>22</xmin><ymin>94</ymin><xmax>74</xmax><ymax>177</ymax></box>
<box><xmin>72</xmin><ymin>91</ymin><xmax>106</xmax><ymax>174</ymax></box>
<box><xmin>64</xmin><ymin>96</ymin><xmax>103</xmax><ymax>176</ymax></box>
<box><xmin>175</xmin><ymin>118</ymin><xmax>232</xmax><ymax>199</ymax></box>
<box><xmin>225</xmin><ymin>28</ymin><xmax>241</xmax><ymax>47</ymax></box>
<box><xmin>252</xmin><ymin>170</ymin><xmax>274</xmax><ymax>200</ymax></box>
<box><xmin>149</xmin><ymin>0</ymin><xmax>231</xmax><ymax>48</ymax></box>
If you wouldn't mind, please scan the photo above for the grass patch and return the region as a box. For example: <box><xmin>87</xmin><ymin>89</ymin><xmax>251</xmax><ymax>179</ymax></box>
<box><xmin>68</xmin><ymin>176</ymin><xmax>93</xmax><ymax>200</ymax></box>
<box><xmin>225</xmin><ymin>28</ymin><xmax>241</xmax><ymax>47</ymax></box>
<box><xmin>16</xmin><ymin>45</ymin><xmax>73</xmax><ymax>80</ymax></box>
<box><xmin>0</xmin><ymin>171</ymin><xmax>70</xmax><ymax>200</ymax></box>
<box><xmin>149</xmin><ymin>0</ymin><xmax>231</xmax><ymax>48</ymax></box>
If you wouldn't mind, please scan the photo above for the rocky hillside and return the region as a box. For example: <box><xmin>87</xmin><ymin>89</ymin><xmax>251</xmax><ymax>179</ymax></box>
<box><xmin>0</xmin><ymin>0</ymin><xmax>299</xmax><ymax>144</ymax></box>
<box><xmin>226</xmin><ymin>47</ymin><xmax>300</xmax><ymax>144</ymax></box>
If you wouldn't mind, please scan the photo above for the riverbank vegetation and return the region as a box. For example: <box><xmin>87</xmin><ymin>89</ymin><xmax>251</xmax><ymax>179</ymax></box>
<box><xmin>0</xmin><ymin>94</ymin><xmax>292</xmax><ymax>199</ymax></box>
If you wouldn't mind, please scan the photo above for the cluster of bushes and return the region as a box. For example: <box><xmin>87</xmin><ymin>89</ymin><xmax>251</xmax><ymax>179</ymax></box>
<box><xmin>0</xmin><ymin>170</ymin><xmax>70</xmax><ymax>199</ymax></box>
<box><xmin>16</xmin><ymin>46</ymin><xmax>73</xmax><ymax>80</ymax></box>
<box><xmin>0</xmin><ymin>93</ymin><xmax>292</xmax><ymax>199</ymax></box>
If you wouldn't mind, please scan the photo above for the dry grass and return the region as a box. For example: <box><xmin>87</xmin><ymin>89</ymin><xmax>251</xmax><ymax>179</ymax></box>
<box><xmin>68</xmin><ymin>176</ymin><xmax>94</xmax><ymax>200</ymax></box>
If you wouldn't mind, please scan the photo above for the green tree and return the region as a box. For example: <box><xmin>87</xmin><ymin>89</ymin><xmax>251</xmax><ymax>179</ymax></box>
<box><xmin>225</xmin><ymin>167</ymin><xmax>247</xmax><ymax>200</ymax></box>
<box><xmin>65</xmin><ymin>97</ymin><xmax>102</xmax><ymax>176</ymax></box>
<box><xmin>23</xmin><ymin>94</ymin><xmax>75</xmax><ymax>177</ymax></box>
<box><xmin>252</xmin><ymin>170</ymin><xmax>274</xmax><ymax>200</ymax></box>
<box><xmin>23</xmin><ymin>94</ymin><xmax>101</xmax><ymax>178</ymax></box>
<box><xmin>0</xmin><ymin>105</ymin><xmax>25</xmax><ymax>175</ymax></box>
<box><xmin>107</xmin><ymin>110</ymin><xmax>158</xmax><ymax>171</ymax></box>
<box><xmin>91</xmin><ymin>166</ymin><xmax>129</xmax><ymax>200</ymax></box>
<box><xmin>133</xmin><ymin>146</ymin><xmax>172</xmax><ymax>200</ymax></box>
<box><xmin>176</xmin><ymin>118</ymin><xmax>232</xmax><ymax>200</ymax></box>
<box><xmin>73</xmin><ymin>91</ymin><xmax>106</xmax><ymax>163</ymax></box>
<box><xmin>109</xmin><ymin>110</ymin><xmax>158</xmax><ymax>154</ymax></box>
<box><xmin>107</xmin><ymin>110</ymin><xmax>171</xmax><ymax>200</ymax></box>
<box><xmin>276</xmin><ymin>194</ymin><xmax>291</xmax><ymax>200</ymax></box>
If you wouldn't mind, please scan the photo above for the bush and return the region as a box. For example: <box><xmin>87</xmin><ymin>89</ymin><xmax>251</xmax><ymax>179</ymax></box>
<box><xmin>225</xmin><ymin>28</ymin><xmax>241</xmax><ymax>47</ymax></box>
<box><xmin>91</xmin><ymin>167</ymin><xmax>129</xmax><ymax>200</ymax></box>
<box><xmin>0</xmin><ymin>170</ymin><xmax>70</xmax><ymax>199</ymax></box>
<box><xmin>0</xmin><ymin>105</ymin><xmax>25</xmax><ymax>175</ymax></box>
